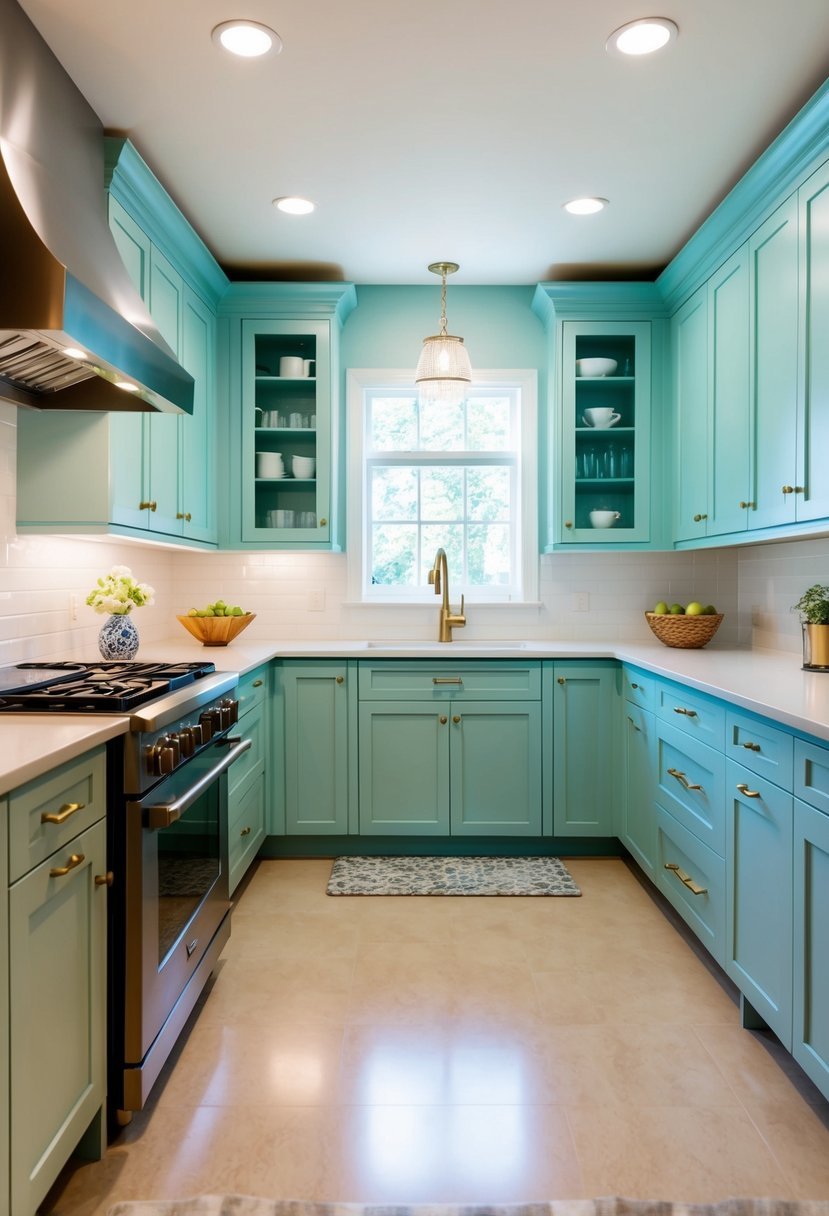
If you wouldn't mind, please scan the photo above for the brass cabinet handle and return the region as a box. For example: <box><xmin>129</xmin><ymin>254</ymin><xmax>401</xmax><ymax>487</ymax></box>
<box><xmin>95</xmin><ymin>871</ymin><xmax>114</xmax><ymax>887</ymax></box>
<box><xmin>664</xmin><ymin>862</ymin><xmax>707</xmax><ymax>896</ymax></box>
<box><xmin>439</xmin><ymin>715</ymin><xmax>448</xmax><ymax>725</ymax></box>
<box><xmin>252</xmin><ymin>679</ymin><xmax>264</xmax><ymax>688</ymax></box>
<box><xmin>693</xmin><ymin>513</ymin><xmax>708</xmax><ymax>521</ymax></box>
<box><xmin>41</xmin><ymin>800</ymin><xmax>84</xmax><ymax>825</ymax></box>
<box><xmin>319</xmin><ymin>518</ymin><xmax>327</xmax><ymax>527</ymax></box>
<box><xmin>557</xmin><ymin>677</ymin><xmax>566</xmax><ymax>685</ymax></box>
<box><xmin>49</xmin><ymin>852</ymin><xmax>85</xmax><ymax>878</ymax></box>
<box><xmin>433</xmin><ymin>677</ymin><xmax>462</xmax><ymax>685</ymax></box>
<box><xmin>139</xmin><ymin>500</ymin><xmax>158</xmax><ymax>511</ymax></box>
<box><xmin>673</xmin><ymin>707</ymin><xmax>697</xmax><ymax>717</ymax></box>
<box><xmin>736</xmin><ymin>782</ymin><xmax>762</xmax><ymax>799</ymax></box>
<box><xmin>627</xmin><ymin>716</ymin><xmax>641</xmax><ymax>732</ymax></box>
<box><xmin>738</xmin><ymin>501</ymin><xmax>755</xmax><ymax>509</ymax></box>
<box><xmin>742</xmin><ymin>741</ymin><xmax>761</xmax><ymax>752</ymax></box>
<box><xmin>452</xmin><ymin>715</ymin><xmax>461</xmax><ymax>724</ymax></box>
<box><xmin>667</xmin><ymin>767</ymin><xmax>703</xmax><ymax>791</ymax></box>
<box><xmin>240</xmin><ymin>826</ymin><xmax>252</xmax><ymax>837</ymax></box>
<box><xmin>176</xmin><ymin>512</ymin><xmax>192</xmax><ymax>522</ymax></box>
<box><xmin>336</xmin><ymin>676</ymin><xmax>344</xmax><ymax>684</ymax></box>
<box><xmin>782</xmin><ymin>485</ymin><xmax>805</xmax><ymax>494</ymax></box>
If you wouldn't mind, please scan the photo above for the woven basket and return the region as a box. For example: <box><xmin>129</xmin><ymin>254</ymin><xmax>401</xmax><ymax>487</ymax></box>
<box><xmin>645</xmin><ymin>611</ymin><xmax>723</xmax><ymax>649</ymax></box>
<box><xmin>176</xmin><ymin>613</ymin><xmax>255</xmax><ymax>646</ymax></box>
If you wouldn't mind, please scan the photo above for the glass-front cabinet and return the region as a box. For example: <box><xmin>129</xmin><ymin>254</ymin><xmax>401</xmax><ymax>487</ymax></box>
<box><xmin>242</xmin><ymin>320</ymin><xmax>329</xmax><ymax>544</ymax></box>
<box><xmin>562</xmin><ymin>321</ymin><xmax>650</xmax><ymax>543</ymax></box>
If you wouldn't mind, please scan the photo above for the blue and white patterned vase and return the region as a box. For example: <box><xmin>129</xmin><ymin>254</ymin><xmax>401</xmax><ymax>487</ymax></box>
<box><xmin>98</xmin><ymin>613</ymin><xmax>139</xmax><ymax>661</ymax></box>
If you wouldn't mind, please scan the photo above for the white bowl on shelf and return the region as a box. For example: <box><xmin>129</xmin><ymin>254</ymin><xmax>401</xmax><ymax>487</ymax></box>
<box><xmin>576</xmin><ymin>357</ymin><xmax>618</xmax><ymax>378</ymax></box>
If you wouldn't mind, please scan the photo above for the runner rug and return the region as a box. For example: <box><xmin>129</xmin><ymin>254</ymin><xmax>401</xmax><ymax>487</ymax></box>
<box><xmin>325</xmin><ymin>854</ymin><xmax>581</xmax><ymax>896</ymax></box>
<box><xmin>108</xmin><ymin>1197</ymin><xmax>829</xmax><ymax>1216</ymax></box>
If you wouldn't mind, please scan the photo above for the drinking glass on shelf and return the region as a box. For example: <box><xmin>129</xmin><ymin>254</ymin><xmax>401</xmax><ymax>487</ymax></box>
<box><xmin>580</xmin><ymin>446</ymin><xmax>596</xmax><ymax>479</ymax></box>
<box><xmin>606</xmin><ymin>442</ymin><xmax>619</xmax><ymax>479</ymax></box>
<box><xmin>620</xmin><ymin>445</ymin><xmax>633</xmax><ymax>478</ymax></box>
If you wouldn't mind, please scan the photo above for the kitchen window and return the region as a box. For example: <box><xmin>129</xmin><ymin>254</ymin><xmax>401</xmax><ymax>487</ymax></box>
<box><xmin>346</xmin><ymin>369</ymin><xmax>538</xmax><ymax>603</ymax></box>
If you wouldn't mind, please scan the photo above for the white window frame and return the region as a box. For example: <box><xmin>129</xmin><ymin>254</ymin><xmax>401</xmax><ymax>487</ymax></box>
<box><xmin>346</xmin><ymin>368</ymin><xmax>538</xmax><ymax>604</ymax></box>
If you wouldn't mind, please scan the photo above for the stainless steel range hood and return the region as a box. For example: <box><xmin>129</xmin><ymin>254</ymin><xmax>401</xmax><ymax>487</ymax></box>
<box><xmin>0</xmin><ymin>0</ymin><xmax>194</xmax><ymax>414</ymax></box>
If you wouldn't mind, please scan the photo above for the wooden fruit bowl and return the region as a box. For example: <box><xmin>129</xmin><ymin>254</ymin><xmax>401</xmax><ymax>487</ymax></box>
<box><xmin>176</xmin><ymin>613</ymin><xmax>255</xmax><ymax>646</ymax></box>
<box><xmin>645</xmin><ymin>611</ymin><xmax>723</xmax><ymax>649</ymax></box>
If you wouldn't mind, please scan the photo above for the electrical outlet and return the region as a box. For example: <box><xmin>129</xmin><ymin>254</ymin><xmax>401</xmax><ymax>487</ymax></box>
<box><xmin>571</xmin><ymin>592</ymin><xmax>589</xmax><ymax>613</ymax></box>
<box><xmin>69</xmin><ymin>593</ymin><xmax>79</xmax><ymax>622</ymax></box>
<box><xmin>307</xmin><ymin>589</ymin><xmax>325</xmax><ymax>612</ymax></box>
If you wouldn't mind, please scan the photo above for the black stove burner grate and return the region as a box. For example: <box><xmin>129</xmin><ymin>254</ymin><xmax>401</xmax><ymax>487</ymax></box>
<box><xmin>0</xmin><ymin>660</ymin><xmax>217</xmax><ymax>713</ymax></box>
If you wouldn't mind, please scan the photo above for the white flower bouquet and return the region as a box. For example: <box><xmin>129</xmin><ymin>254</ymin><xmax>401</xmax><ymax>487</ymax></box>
<box><xmin>86</xmin><ymin>566</ymin><xmax>155</xmax><ymax>616</ymax></box>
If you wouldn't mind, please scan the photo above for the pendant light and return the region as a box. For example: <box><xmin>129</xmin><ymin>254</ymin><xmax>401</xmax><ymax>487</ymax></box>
<box><xmin>415</xmin><ymin>262</ymin><xmax>472</xmax><ymax>405</ymax></box>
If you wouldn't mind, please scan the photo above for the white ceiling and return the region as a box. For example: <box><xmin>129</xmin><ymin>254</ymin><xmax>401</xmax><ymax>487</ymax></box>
<box><xmin>17</xmin><ymin>0</ymin><xmax>829</xmax><ymax>285</ymax></box>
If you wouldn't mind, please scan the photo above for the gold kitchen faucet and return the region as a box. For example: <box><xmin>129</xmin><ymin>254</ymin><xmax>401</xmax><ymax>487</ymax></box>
<box><xmin>428</xmin><ymin>547</ymin><xmax>466</xmax><ymax>642</ymax></box>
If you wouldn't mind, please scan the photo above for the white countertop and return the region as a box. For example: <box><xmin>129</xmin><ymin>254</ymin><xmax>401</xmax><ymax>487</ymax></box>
<box><xmin>3</xmin><ymin>637</ymin><xmax>828</xmax><ymax>793</ymax></box>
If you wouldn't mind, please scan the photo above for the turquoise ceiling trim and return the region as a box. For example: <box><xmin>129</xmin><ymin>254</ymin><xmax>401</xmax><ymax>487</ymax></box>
<box><xmin>219</xmin><ymin>281</ymin><xmax>358</xmax><ymax>326</ymax></box>
<box><xmin>532</xmin><ymin>282</ymin><xmax>668</xmax><ymax>327</ymax></box>
<box><xmin>658</xmin><ymin>78</ymin><xmax>829</xmax><ymax>313</ymax></box>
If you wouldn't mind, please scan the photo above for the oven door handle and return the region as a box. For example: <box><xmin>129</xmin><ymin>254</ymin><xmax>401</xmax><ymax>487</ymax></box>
<box><xmin>141</xmin><ymin>736</ymin><xmax>252</xmax><ymax>830</ymax></box>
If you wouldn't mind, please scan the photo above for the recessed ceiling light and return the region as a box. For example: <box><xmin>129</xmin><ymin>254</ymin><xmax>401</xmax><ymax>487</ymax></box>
<box><xmin>563</xmin><ymin>197</ymin><xmax>608</xmax><ymax>215</ymax></box>
<box><xmin>606</xmin><ymin>17</ymin><xmax>678</xmax><ymax>56</ymax></box>
<box><xmin>212</xmin><ymin>20</ymin><xmax>282</xmax><ymax>58</ymax></box>
<box><xmin>273</xmin><ymin>196</ymin><xmax>315</xmax><ymax>215</ymax></box>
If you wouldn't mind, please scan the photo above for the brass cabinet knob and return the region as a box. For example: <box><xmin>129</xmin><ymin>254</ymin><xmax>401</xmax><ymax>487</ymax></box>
<box><xmin>557</xmin><ymin>677</ymin><xmax>566</xmax><ymax>685</ymax></box>
<box><xmin>336</xmin><ymin>675</ymin><xmax>344</xmax><ymax>684</ymax></box>
<box><xmin>452</xmin><ymin>714</ymin><xmax>461</xmax><ymax>724</ymax></box>
<box><xmin>139</xmin><ymin>500</ymin><xmax>157</xmax><ymax>511</ymax></box>
<box><xmin>319</xmin><ymin>518</ymin><xmax>327</xmax><ymax>526</ymax></box>
<box><xmin>439</xmin><ymin>715</ymin><xmax>448</xmax><ymax>725</ymax></box>
<box><xmin>693</xmin><ymin>513</ymin><xmax>708</xmax><ymax>522</ymax></box>
<box><xmin>176</xmin><ymin>511</ymin><xmax>192</xmax><ymax>522</ymax></box>
<box><xmin>240</xmin><ymin>826</ymin><xmax>252</xmax><ymax>837</ymax></box>
<box><xmin>252</xmin><ymin>679</ymin><xmax>264</xmax><ymax>688</ymax></box>
<box><xmin>738</xmin><ymin>501</ymin><xmax>755</xmax><ymax>509</ymax></box>
<box><xmin>95</xmin><ymin>871</ymin><xmax>114</xmax><ymax>887</ymax></box>
<box><xmin>782</xmin><ymin>485</ymin><xmax>794</xmax><ymax>494</ymax></box>
<box><xmin>564</xmin><ymin>520</ymin><xmax>573</xmax><ymax>529</ymax></box>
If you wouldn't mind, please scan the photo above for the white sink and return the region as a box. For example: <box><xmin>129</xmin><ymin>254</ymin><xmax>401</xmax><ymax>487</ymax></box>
<box><xmin>364</xmin><ymin>640</ymin><xmax>530</xmax><ymax>650</ymax></box>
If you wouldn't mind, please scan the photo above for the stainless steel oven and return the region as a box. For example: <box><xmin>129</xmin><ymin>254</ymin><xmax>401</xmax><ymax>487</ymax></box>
<box><xmin>117</xmin><ymin>731</ymin><xmax>250</xmax><ymax>1115</ymax></box>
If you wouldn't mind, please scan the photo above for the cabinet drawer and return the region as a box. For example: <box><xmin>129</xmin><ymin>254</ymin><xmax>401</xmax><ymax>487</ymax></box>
<box><xmin>655</xmin><ymin>681</ymin><xmax>725</xmax><ymax>749</ymax></box>
<box><xmin>621</xmin><ymin>667</ymin><xmax>656</xmax><ymax>711</ymax></box>
<box><xmin>228</xmin><ymin>771</ymin><xmax>265</xmax><ymax>895</ymax></box>
<box><xmin>794</xmin><ymin>738</ymin><xmax>829</xmax><ymax>815</ymax></box>
<box><xmin>655</xmin><ymin>722</ymin><xmax>725</xmax><ymax>855</ymax></box>
<box><xmin>726</xmin><ymin>710</ymin><xmax>793</xmax><ymax>788</ymax></box>
<box><xmin>229</xmin><ymin>699</ymin><xmax>266</xmax><ymax>796</ymax></box>
<box><xmin>358</xmin><ymin>661</ymin><xmax>541</xmax><ymax>701</ymax></box>
<box><xmin>236</xmin><ymin>665</ymin><xmax>269</xmax><ymax>718</ymax></box>
<box><xmin>8</xmin><ymin>747</ymin><xmax>106</xmax><ymax>884</ymax></box>
<box><xmin>656</xmin><ymin>806</ymin><xmax>726</xmax><ymax>966</ymax></box>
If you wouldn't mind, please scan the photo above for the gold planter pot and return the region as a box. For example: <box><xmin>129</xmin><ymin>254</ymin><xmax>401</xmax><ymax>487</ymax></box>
<box><xmin>802</xmin><ymin>622</ymin><xmax>829</xmax><ymax>669</ymax></box>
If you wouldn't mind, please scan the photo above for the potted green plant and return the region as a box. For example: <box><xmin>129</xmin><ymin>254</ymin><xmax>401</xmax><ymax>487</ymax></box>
<box><xmin>792</xmin><ymin>584</ymin><xmax>829</xmax><ymax>668</ymax></box>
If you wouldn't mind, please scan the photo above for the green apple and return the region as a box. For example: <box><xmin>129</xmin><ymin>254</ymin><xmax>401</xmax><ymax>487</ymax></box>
<box><xmin>187</xmin><ymin>608</ymin><xmax>198</xmax><ymax>617</ymax></box>
<box><xmin>669</xmin><ymin>603</ymin><xmax>685</xmax><ymax>614</ymax></box>
<box><xmin>653</xmin><ymin>601</ymin><xmax>669</xmax><ymax>615</ymax></box>
<box><xmin>702</xmin><ymin>604</ymin><xmax>718</xmax><ymax>615</ymax></box>
<box><xmin>685</xmin><ymin>601</ymin><xmax>704</xmax><ymax>615</ymax></box>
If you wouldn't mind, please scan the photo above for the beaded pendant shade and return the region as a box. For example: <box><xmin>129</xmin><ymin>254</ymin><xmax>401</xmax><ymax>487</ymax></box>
<box><xmin>415</xmin><ymin>262</ymin><xmax>472</xmax><ymax>404</ymax></box>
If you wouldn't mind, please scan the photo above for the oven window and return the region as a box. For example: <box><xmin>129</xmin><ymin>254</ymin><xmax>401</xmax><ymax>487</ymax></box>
<box><xmin>157</xmin><ymin>782</ymin><xmax>220</xmax><ymax>963</ymax></box>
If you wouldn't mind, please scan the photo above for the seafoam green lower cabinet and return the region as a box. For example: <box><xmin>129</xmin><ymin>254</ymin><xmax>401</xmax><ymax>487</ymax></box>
<box><xmin>725</xmin><ymin>761</ymin><xmax>793</xmax><ymax>1047</ymax></box>
<box><xmin>359</xmin><ymin>702</ymin><xmax>450</xmax><ymax>834</ymax></box>
<box><xmin>620</xmin><ymin>702</ymin><xmax>657</xmax><ymax>878</ymax></box>
<box><xmin>9</xmin><ymin>818</ymin><xmax>106</xmax><ymax>1216</ymax></box>
<box><xmin>227</xmin><ymin>666</ymin><xmax>269</xmax><ymax>892</ymax></box>
<box><xmin>553</xmin><ymin>663</ymin><xmax>615</xmax><ymax>836</ymax></box>
<box><xmin>283</xmin><ymin>663</ymin><xmax>350</xmax><ymax>834</ymax></box>
<box><xmin>449</xmin><ymin>703</ymin><xmax>542</xmax><ymax>835</ymax></box>
<box><xmin>793</xmin><ymin>796</ymin><xmax>829</xmax><ymax>1099</ymax></box>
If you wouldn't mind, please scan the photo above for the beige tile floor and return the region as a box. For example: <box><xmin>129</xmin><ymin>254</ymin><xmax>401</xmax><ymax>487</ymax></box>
<box><xmin>43</xmin><ymin>857</ymin><xmax>829</xmax><ymax>1214</ymax></box>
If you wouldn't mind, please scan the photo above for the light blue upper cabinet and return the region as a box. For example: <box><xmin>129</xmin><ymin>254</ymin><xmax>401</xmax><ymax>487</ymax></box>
<box><xmin>796</xmin><ymin>159</ymin><xmax>829</xmax><ymax>522</ymax></box>
<box><xmin>672</xmin><ymin>286</ymin><xmax>709</xmax><ymax>541</ymax></box>
<box><xmin>532</xmin><ymin>283</ymin><xmax>668</xmax><ymax>550</ymax></box>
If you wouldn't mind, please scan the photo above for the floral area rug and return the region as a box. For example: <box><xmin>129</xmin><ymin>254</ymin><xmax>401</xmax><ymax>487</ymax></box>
<box><xmin>107</xmin><ymin>1196</ymin><xmax>829</xmax><ymax>1216</ymax></box>
<box><xmin>325</xmin><ymin>854</ymin><xmax>581</xmax><ymax>896</ymax></box>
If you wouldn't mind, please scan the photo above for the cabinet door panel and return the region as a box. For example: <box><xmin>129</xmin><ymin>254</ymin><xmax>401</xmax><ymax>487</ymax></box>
<box><xmin>621</xmin><ymin>704</ymin><xmax>657</xmax><ymax>878</ymax></box>
<box><xmin>284</xmin><ymin>667</ymin><xmax>349</xmax><ymax>834</ymax></box>
<box><xmin>673</xmin><ymin>287</ymin><xmax>709</xmax><ymax>541</ymax></box>
<box><xmin>750</xmin><ymin>196</ymin><xmax>799</xmax><ymax>529</ymax></box>
<box><xmin>9</xmin><ymin>820</ymin><xmax>106</xmax><ymax>1215</ymax></box>
<box><xmin>798</xmin><ymin>160</ymin><xmax>829</xmax><ymax>521</ymax></box>
<box><xmin>655</xmin><ymin>723</ymin><xmax>725</xmax><ymax>856</ymax></box>
<box><xmin>709</xmin><ymin>246</ymin><xmax>751</xmax><ymax>535</ymax></box>
<box><xmin>725</xmin><ymin>762</ymin><xmax>793</xmax><ymax>1047</ymax></box>
<box><xmin>148</xmin><ymin>247</ymin><xmax>184</xmax><ymax>536</ymax></box>
<box><xmin>450</xmin><ymin>702</ymin><xmax>542</xmax><ymax>835</ymax></box>
<box><xmin>553</xmin><ymin>664</ymin><xmax>614</xmax><ymax>835</ymax></box>
<box><xmin>358</xmin><ymin>703</ymin><xmax>449</xmax><ymax>834</ymax></box>
<box><xmin>793</xmin><ymin>798</ymin><xmax>829</xmax><ymax>1098</ymax></box>
<box><xmin>656</xmin><ymin>806</ymin><xmax>725</xmax><ymax>965</ymax></box>
<box><xmin>180</xmin><ymin>288</ymin><xmax>216</xmax><ymax>543</ymax></box>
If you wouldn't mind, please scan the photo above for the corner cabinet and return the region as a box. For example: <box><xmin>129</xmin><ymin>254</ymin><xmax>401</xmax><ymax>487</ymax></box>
<box><xmin>16</xmin><ymin>139</ymin><xmax>225</xmax><ymax>550</ymax></box>
<box><xmin>218</xmin><ymin>284</ymin><xmax>357</xmax><ymax>549</ymax></box>
<box><xmin>532</xmin><ymin>284</ymin><xmax>668</xmax><ymax>550</ymax></box>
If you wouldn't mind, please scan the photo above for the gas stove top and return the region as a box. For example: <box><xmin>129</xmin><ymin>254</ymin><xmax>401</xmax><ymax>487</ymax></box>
<box><xmin>0</xmin><ymin>660</ymin><xmax>217</xmax><ymax>713</ymax></box>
